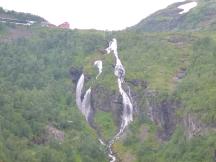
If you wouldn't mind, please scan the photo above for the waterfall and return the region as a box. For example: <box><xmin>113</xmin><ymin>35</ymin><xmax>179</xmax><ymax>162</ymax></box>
<box><xmin>94</xmin><ymin>60</ymin><xmax>103</xmax><ymax>79</ymax></box>
<box><xmin>105</xmin><ymin>38</ymin><xmax>117</xmax><ymax>55</ymax></box>
<box><xmin>114</xmin><ymin>58</ymin><xmax>125</xmax><ymax>83</ymax></box>
<box><xmin>76</xmin><ymin>74</ymin><xmax>92</xmax><ymax>122</ymax></box>
<box><xmin>81</xmin><ymin>88</ymin><xmax>92</xmax><ymax>121</ymax></box>
<box><xmin>76</xmin><ymin>74</ymin><xmax>84</xmax><ymax>109</ymax></box>
<box><xmin>105</xmin><ymin>39</ymin><xmax>133</xmax><ymax>128</ymax></box>
<box><xmin>117</xmin><ymin>79</ymin><xmax>133</xmax><ymax>131</ymax></box>
<box><xmin>75</xmin><ymin>38</ymin><xmax>134</xmax><ymax>162</ymax></box>
<box><xmin>105</xmin><ymin>38</ymin><xmax>133</xmax><ymax>162</ymax></box>
<box><xmin>106</xmin><ymin>38</ymin><xmax>126</xmax><ymax>83</ymax></box>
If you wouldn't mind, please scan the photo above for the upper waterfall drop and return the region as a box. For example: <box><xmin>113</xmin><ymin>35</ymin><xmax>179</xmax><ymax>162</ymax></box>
<box><xmin>105</xmin><ymin>38</ymin><xmax>125</xmax><ymax>82</ymax></box>
<box><xmin>105</xmin><ymin>38</ymin><xmax>118</xmax><ymax>54</ymax></box>
<box><xmin>104</xmin><ymin>38</ymin><xmax>134</xmax><ymax>132</ymax></box>
<box><xmin>94</xmin><ymin>60</ymin><xmax>103</xmax><ymax>79</ymax></box>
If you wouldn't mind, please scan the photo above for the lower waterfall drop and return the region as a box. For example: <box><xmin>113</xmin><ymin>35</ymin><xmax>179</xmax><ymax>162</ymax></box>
<box><xmin>76</xmin><ymin>74</ymin><xmax>92</xmax><ymax>122</ymax></box>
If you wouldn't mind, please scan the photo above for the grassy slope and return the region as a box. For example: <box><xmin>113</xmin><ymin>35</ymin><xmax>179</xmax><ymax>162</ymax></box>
<box><xmin>0</xmin><ymin>22</ymin><xmax>215</xmax><ymax>162</ymax></box>
<box><xmin>112</xmin><ymin>31</ymin><xmax>216</xmax><ymax>162</ymax></box>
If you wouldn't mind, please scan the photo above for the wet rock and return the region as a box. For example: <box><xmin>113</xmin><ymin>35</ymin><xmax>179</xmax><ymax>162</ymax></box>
<box><xmin>97</xmin><ymin>48</ymin><xmax>107</xmax><ymax>54</ymax></box>
<box><xmin>145</xmin><ymin>92</ymin><xmax>180</xmax><ymax>141</ymax></box>
<box><xmin>91</xmin><ymin>85</ymin><xmax>122</xmax><ymax>125</ymax></box>
<box><xmin>173</xmin><ymin>67</ymin><xmax>187</xmax><ymax>82</ymax></box>
<box><xmin>69</xmin><ymin>66</ymin><xmax>91</xmax><ymax>83</ymax></box>
<box><xmin>127</xmin><ymin>79</ymin><xmax>148</xmax><ymax>88</ymax></box>
<box><xmin>156</xmin><ymin>100</ymin><xmax>180</xmax><ymax>140</ymax></box>
<box><xmin>183</xmin><ymin>113</ymin><xmax>207</xmax><ymax>139</ymax></box>
<box><xmin>214</xmin><ymin>150</ymin><xmax>216</xmax><ymax>162</ymax></box>
<box><xmin>167</xmin><ymin>34</ymin><xmax>195</xmax><ymax>45</ymax></box>
<box><xmin>69</xmin><ymin>66</ymin><xmax>82</xmax><ymax>83</ymax></box>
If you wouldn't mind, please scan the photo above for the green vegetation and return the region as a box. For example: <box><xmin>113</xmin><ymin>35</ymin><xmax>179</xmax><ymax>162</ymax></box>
<box><xmin>111</xmin><ymin>32</ymin><xmax>216</xmax><ymax>161</ymax></box>
<box><xmin>0</xmin><ymin>2</ymin><xmax>216</xmax><ymax>161</ymax></box>
<box><xmin>94</xmin><ymin>111</ymin><xmax>117</xmax><ymax>140</ymax></box>
<box><xmin>0</xmin><ymin>25</ymin><xmax>108</xmax><ymax>162</ymax></box>
<box><xmin>177</xmin><ymin>36</ymin><xmax>216</xmax><ymax>123</ymax></box>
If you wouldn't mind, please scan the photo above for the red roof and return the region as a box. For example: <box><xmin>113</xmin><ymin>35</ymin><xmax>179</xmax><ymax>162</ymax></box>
<box><xmin>58</xmin><ymin>22</ymin><xmax>70</xmax><ymax>29</ymax></box>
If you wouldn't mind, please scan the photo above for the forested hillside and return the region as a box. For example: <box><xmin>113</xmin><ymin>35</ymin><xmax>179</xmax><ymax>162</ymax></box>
<box><xmin>0</xmin><ymin>24</ymin><xmax>109</xmax><ymax>162</ymax></box>
<box><xmin>0</xmin><ymin>4</ymin><xmax>216</xmax><ymax>162</ymax></box>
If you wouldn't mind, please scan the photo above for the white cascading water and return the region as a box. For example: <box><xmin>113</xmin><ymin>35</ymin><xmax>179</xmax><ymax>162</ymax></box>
<box><xmin>76</xmin><ymin>74</ymin><xmax>84</xmax><ymax>109</ymax></box>
<box><xmin>105</xmin><ymin>38</ymin><xmax>133</xmax><ymax>162</ymax></box>
<box><xmin>106</xmin><ymin>39</ymin><xmax>125</xmax><ymax>83</ymax></box>
<box><xmin>81</xmin><ymin>88</ymin><xmax>92</xmax><ymax>121</ymax></box>
<box><xmin>107</xmin><ymin>79</ymin><xmax>133</xmax><ymax>162</ymax></box>
<box><xmin>75</xmin><ymin>38</ymin><xmax>133</xmax><ymax>162</ymax></box>
<box><xmin>94</xmin><ymin>60</ymin><xmax>103</xmax><ymax>79</ymax></box>
<box><xmin>117</xmin><ymin>78</ymin><xmax>133</xmax><ymax>132</ymax></box>
<box><xmin>105</xmin><ymin>39</ymin><xmax>133</xmax><ymax>128</ymax></box>
<box><xmin>105</xmin><ymin>38</ymin><xmax>117</xmax><ymax>55</ymax></box>
<box><xmin>114</xmin><ymin>58</ymin><xmax>125</xmax><ymax>83</ymax></box>
<box><xmin>76</xmin><ymin>74</ymin><xmax>92</xmax><ymax>122</ymax></box>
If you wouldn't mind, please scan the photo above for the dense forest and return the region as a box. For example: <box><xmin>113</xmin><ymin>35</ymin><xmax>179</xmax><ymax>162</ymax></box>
<box><xmin>0</xmin><ymin>26</ymin><xmax>109</xmax><ymax>161</ymax></box>
<box><xmin>0</xmin><ymin>2</ymin><xmax>216</xmax><ymax>162</ymax></box>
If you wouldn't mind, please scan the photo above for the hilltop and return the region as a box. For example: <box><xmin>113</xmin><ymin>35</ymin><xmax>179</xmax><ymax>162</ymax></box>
<box><xmin>0</xmin><ymin>2</ymin><xmax>216</xmax><ymax>162</ymax></box>
<box><xmin>130</xmin><ymin>0</ymin><xmax>216</xmax><ymax>32</ymax></box>
<box><xmin>0</xmin><ymin>7</ymin><xmax>46</xmax><ymax>25</ymax></box>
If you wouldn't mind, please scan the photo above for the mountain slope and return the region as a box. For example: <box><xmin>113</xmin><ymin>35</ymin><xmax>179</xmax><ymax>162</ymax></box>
<box><xmin>0</xmin><ymin>6</ymin><xmax>216</xmax><ymax>162</ymax></box>
<box><xmin>0</xmin><ymin>22</ymin><xmax>109</xmax><ymax>162</ymax></box>
<box><xmin>130</xmin><ymin>0</ymin><xmax>216</xmax><ymax>32</ymax></box>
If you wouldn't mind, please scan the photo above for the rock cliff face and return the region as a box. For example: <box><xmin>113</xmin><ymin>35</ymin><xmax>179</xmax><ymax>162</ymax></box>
<box><xmin>140</xmin><ymin>87</ymin><xmax>215</xmax><ymax>142</ymax></box>
<box><xmin>69</xmin><ymin>66</ymin><xmax>83</xmax><ymax>84</ymax></box>
<box><xmin>125</xmin><ymin>79</ymin><xmax>181</xmax><ymax>141</ymax></box>
<box><xmin>92</xmin><ymin>84</ymin><xmax>213</xmax><ymax>141</ymax></box>
<box><xmin>145</xmin><ymin>94</ymin><xmax>180</xmax><ymax>140</ymax></box>
<box><xmin>183</xmin><ymin>113</ymin><xmax>209</xmax><ymax>139</ymax></box>
<box><xmin>91</xmin><ymin>85</ymin><xmax>122</xmax><ymax>125</ymax></box>
<box><xmin>69</xmin><ymin>66</ymin><xmax>214</xmax><ymax>143</ymax></box>
<box><xmin>70</xmin><ymin>66</ymin><xmax>180</xmax><ymax>140</ymax></box>
<box><xmin>70</xmin><ymin>66</ymin><xmax>128</xmax><ymax>129</ymax></box>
